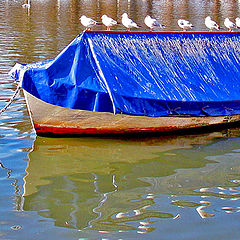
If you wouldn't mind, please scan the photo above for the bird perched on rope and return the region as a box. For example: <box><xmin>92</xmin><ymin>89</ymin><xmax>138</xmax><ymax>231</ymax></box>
<box><xmin>224</xmin><ymin>18</ymin><xmax>236</xmax><ymax>31</ymax></box>
<box><xmin>121</xmin><ymin>13</ymin><xmax>139</xmax><ymax>31</ymax></box>
<box><xmin>101</xmin><ymin>15</ymin><xmax>117</xmax><ymax>31</ymax></box>
<box><xmin>177</xmin><ymin>19</ymin><xmax>193</xmax><ymax>31</ymax></box>
<box><xmin>144</xmin><ymin>16</ymin><xmax>165</xmax><ymax>32</ymax></box>
<box><xmin>205</xmin><ymin>16</ymin><xmax>220</xmax><ymax>31</ymax></box>
<box><xmin>80</xmin><ymin>15</ymin><xmax>97</xmax><ymax>30</ymax></box>
<box><xmin>235</xmin><ymin>17</ymin><xmax>240</xmax><ymax>29</ymax></box>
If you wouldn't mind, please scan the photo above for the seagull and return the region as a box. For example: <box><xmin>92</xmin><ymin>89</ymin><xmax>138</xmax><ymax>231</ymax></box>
<box><xmin>101</xmin><ymin>15</ymin><xmax>117</xmax><ymax>31</ymax></box>
<box><xmin>80</xmin><ymin>15</ymin><xmax>97</xmax><ymax>30</ymax></box>
<box><xmin>22</xmin><ymin>0</ymin><xmax>30</xmax><ymax>8</ymax></box>
<box><xmin>177</xmin><ymin>19</ymin><xmax>193</xmax><ymax>31</ymax></box>
<box><xmin>144</xmin><ymin>15</ymin><xmax>165</xmax><ymax>32</ymax></box>
<box><xmin>121</xmin><ymin>13</ymin><xmax>139</xmax><ymax>31</ymax></box>
<box><xmin>236</xmin><ymin>17</ymin><xmax>240</xmax><ymax>29</ymax></box>
<box><xmin>205</xmin><ymin>16</ymin><xmax>220</xmax><ymax>31</ymax></box>
<box><xmin>224</xmin><ymin>18</ymin><xmax>236</xmax><ymax>31</ymax></box>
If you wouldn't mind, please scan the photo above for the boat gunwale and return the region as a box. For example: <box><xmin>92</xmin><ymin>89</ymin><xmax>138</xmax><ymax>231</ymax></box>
<box><xmin>84</xmin><ymin>30</ymin><xmax>240</xmax><ymax>35</ymax></box>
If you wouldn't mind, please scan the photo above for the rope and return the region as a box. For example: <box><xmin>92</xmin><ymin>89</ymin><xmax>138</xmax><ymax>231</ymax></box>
<box><xmin>0</xmin><ymin>83</ymin><xmax>21</xmax><ymax>114</ymax></box>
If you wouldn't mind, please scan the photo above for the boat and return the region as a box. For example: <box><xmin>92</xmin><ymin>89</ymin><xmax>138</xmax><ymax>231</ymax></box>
<box><xmin>9</xmin><ymin>31</ymin><xmax>240</xmax><ymax>136</ymax></box>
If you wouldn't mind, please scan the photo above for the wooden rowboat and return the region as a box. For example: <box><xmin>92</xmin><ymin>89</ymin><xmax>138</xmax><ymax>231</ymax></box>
<box><xmin>10</xmin><ymin>31</ymin><xmax>240</xmax><ymax>136</ymax></box>
<box><xmin>24</xmin><ymin>90</ymin><xmax>240</xmax><ymax>136</ymax></box>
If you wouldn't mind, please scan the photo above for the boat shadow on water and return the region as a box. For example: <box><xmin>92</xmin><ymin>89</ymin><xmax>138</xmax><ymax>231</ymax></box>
<box><xmin>20</xmin><ymin>128</ymin><xmax>240</xmax><ymax>232</ymax></box>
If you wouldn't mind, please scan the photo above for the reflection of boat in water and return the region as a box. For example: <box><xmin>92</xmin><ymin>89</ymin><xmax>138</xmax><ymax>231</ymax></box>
<box><xmin>10</xmin><ymin>31</ymin><xmax>240</xmax><ymax>136</ymax></box>
<box><xmin>23</xmin><ymin>131</ymin><xmax>235</xmax><ymax>196</ymax></box>
<box><xmin>23</xmin><ymin>130</ymin><xmax>240</xmax><ymax>230</ymax></box>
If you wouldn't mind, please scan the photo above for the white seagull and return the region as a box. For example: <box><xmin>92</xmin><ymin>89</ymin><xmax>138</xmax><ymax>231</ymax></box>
<box><xmin>121</xmin><ymin>13</ymin><xmax>139</xmax><ymax>31</ymax></box>
<box><xmin>80</xmin><ymin>15</ymin><xmax>97</xmax><ymax>30</ymax></box>
<box><xmin>205</xmin><ymin>16</ymin><xmax>220</xmax><ymax>31</ymax></box>
<box><xmin>224</xmin><ymin>18</ymin><xmax>236</xmax><ymax>31</ymax></box>
<box><xmin>144</xmin><ymin>15</ymin><xmax>165</xmax><ymax>32</ymax></box>
<box><xmin>177</xmin><ymin>19</ymin><xmax>193</xmax><ymax>31</ymax></box>
<box><xmin>22</xmin><ymin>0</ymin><xmax>30</xmax><ymax>8</ymax></box>
<box><xmin>101</xmin><ymin>15</ymin><xmax>117</xmax><ymax>31</ymax></box>
<box><xmin>236</xmin><ymin>17</ymin><xmax>240</xmax><ymax>29</ymax></box>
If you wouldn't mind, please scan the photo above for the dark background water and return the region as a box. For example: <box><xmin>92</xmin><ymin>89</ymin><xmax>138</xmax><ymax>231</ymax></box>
<box><xmin>1</xmin><ymin>0</ymin><xmax>240</xmax><ymax>239</ymax></box>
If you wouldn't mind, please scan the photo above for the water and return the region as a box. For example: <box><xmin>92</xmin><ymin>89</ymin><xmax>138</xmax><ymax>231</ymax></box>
<box><xmin>1</xmin><ymin>0</ymin><xmax>240</xmax><ymax>239</ymax></box>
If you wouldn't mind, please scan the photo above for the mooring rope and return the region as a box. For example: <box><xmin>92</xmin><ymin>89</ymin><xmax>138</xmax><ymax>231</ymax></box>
<box><xmin>0</xmin><ymin>83</ymin><xmax>21</xmax><ymax>115</ymax></box>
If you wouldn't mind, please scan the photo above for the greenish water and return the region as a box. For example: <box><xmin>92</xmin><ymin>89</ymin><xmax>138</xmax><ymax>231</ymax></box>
<box><xmin>2</xmin><ymin>132</ymin><xmax>240</xmax><ymax>239</ymax></box>
<box><xmin>1</xmin><ymin>0</ymin><xmax>240</xmax><ymax>239</ymax></box>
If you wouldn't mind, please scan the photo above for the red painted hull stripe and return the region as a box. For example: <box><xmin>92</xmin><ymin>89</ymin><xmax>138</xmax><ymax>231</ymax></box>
<box><xmin>34</xmin><ymin>124</ymin><xmax>179</xmax><ymax>135</ymax></box>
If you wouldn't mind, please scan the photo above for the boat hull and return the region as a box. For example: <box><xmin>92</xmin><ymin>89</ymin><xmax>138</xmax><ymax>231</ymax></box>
<box><xmin>24</xmin><ymin>91</ymin><xmax>240</xmax><ymax>136</ymax></box>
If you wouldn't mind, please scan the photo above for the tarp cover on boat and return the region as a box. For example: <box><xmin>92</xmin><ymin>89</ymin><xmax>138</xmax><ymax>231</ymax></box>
<box><xmin>9</xmin><ymin>31</ymin><xmax>240</xmax><ymax>117</ymax></box>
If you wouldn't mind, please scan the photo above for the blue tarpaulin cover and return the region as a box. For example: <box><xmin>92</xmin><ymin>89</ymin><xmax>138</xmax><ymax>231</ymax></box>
<box><xmin>9</xmin><ymin>31</ymin><xmax>240</xmax><ymax>117</ymax></box>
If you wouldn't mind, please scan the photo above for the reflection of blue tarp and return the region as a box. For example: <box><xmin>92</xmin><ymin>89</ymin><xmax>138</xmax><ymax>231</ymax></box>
<box><xmin>9</xmin><ymin>31</ymin><xmax>240</xmax><ymax>117</ymax></box>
